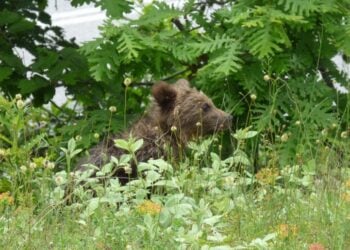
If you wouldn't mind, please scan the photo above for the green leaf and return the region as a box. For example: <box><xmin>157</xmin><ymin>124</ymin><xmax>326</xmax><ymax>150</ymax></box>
<box><xmin>114</xmin><ymin>139</ymin><xmax>129</xmax><ymax>151</ymax></box>
<box><xmin>0</xmin><ymin>67</ymin><xmax>13</xmax><ymax>82</ymax></box>
<box><xmin>18</xmin><ymin>78</ymin><xmax>49</xmax><ymax>94</ymax></box>
<box><xmin>130</xmin><ymin>138</ymin><xmax>144</xmax><ymax>153</ymax></box>
<box><xmin>100</xmin><ymin>0</ymin><xmax>132</xmax><ymax>19</ymax></box>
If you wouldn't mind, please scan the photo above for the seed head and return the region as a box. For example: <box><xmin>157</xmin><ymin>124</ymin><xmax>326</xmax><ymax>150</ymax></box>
<box><xmin>123</xmin><ymin>77</ymin><xmax>132</xmax><ymax>87</ymax></box>
<box><xmin>94</xmin><ymin>133</ymin><xmax>100</xmax><ymax>139</ymax></box>
<box><xmin>16</xmin><ymin>100</ymin><xmax>25</xmax><ymax>109</ymax></box>
<box><xmin>15</xmin><ymin>94</ymin><xmax>22</xmax><ymax>100</ymax></box>
<box><xmin>341</xmin><ymin>131</ymin><xmax>348</xmax><ymax>139</ymax></box>
<box><xmin>109</xmin><ymin>106</ymin><xmax>117</xmax><ymax>113</ymax></box>
<box><xmin>263</xmin><ymin>74</ymin><xmax>271</xmax><ymax>81</ymax></box>
<box><xmin>170</xmin><ymin>125</ymin><xmax>177</xmax><ymax>132</ymax></box>
<box><xmin>250</xmin><ymin>94</ymin><xmax>257</xmax><ymax>101</ymax></box>
<box><xmin>281</xmin><ymin>133</ymin><xmax>289</xmax><ymax>142</ymax></box>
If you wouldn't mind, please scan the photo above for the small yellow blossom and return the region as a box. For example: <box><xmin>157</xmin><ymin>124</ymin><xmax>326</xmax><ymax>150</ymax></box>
<box><xmin>94</xmin><ymin>133</ymin><xmax>100</xmax><ymax>139</ymax></box>
<box><xmin>344</xmin><ymin>179</ymin><xmax>350</xmax><ymax>189</ymax></box>
<box><xmin>256</xmin><ymin>168</ymin><xmax>279</xmax><ymax>185</ymax></box>
<box><xmin>0</xmin><ymin>192</ymin><xmax>14</xmax><ymax>205</ymax></box>
<box><xmin>277</xmin><ymin>223</ymin><xmax>298</xmax><ymax>238</ymax></box>
<box><xmin>341</xmin><ymin>192</ymin><xmax>350</xmax><ymax>202</ymax></box>
<box><xmin>136</xmin><ymin>200</ymin><xmax>162</xmax><ymax>215</ymax></box>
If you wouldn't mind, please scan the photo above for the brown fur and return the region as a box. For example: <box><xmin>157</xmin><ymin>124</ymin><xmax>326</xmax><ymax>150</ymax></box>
<box><xmin>78</xmin><ymin>79</ymin><xmax>232</xmax><ymax>184</ymax></box>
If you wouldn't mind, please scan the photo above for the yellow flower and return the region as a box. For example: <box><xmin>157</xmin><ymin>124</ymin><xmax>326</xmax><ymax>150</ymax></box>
<box><xmin>341</xmin><ymin>192</ymin><xmax>350</xmax><ymax>202</ymax></box>
<box><xmin>277</xmin><ymin>223</ymin><xmax>298</xmax><ymax>238</ymax></box>
<box><xmin>256</xmin><ymin>168</ymin><xmax>279</xmax><ymax>185</ymax></box>
<box><xmin>0</xmin><ymin>192</ymin><xmax>14</xmax><ymax>205</ymax></box>
<box><xmin>345</xmin><ymin>179</ymin><xmax>350</xmax><ymax>189</ymax></box>
<box><xmin>136</xmin><ymin>200</ymin><xmax>162</xmax><ymax>215</ymax></box>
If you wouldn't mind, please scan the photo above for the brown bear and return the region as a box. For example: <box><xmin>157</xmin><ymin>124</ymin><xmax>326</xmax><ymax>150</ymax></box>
<box><xmin>79</xmin><ymin>79</ymin><xmax>232</xmax><ymax>184</ymax></box>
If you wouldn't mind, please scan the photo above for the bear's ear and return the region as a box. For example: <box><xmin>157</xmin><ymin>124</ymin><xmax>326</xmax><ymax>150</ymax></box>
<box><xmin>175</xmin><ymin>79</ymin><xmax>190</xmax><ymax>89</ymax></box>
<box><xmin>152</xmin><ymin>81</ymin><xmax>177</xmax><ymax>112</ymax></box>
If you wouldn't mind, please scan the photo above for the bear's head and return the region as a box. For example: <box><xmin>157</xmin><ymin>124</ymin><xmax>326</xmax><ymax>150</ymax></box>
<box><xmin>151</xmin><ymin>79</ymin><xmax>232</xmax><ymax>143</ymax></box>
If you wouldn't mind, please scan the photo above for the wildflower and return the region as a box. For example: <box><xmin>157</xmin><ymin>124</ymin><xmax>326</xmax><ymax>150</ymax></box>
<box><xmin>0</xmin><ymin>192</ymin><xmax>14</xmax><ymax>205</ymax></box>
<box><xmin>196</xmin><ymin>122</ymin><xmax>202</xmax><ymax>127</ymax></box>
<box><xmin>308</xmin><ymin>243</ymin><xmax>326</xmax><ymax>250</ymax></box>
<box><xmin>250</xmin><ymin>94</ymin><xmax>257</xmax><ymax>101</ymax></box>
<box><xmin>321</xmin><ymin>128</ymin><xmax>328</xmax><ymax>137</ymax></box>
<box><xmin>20</xmin><ymin>165</ymin><xmax>27</xmax><ymax>173</ymax></box>
<box><xmin>124</xmin><ymin>165</ymin><xmax>132</xmax><ymax>175</ymax></box>
<box><xmin>315</xmin><ymin>139</ymin><xmax>321</xmax><ymax>144</ymax></box>
<box><xmin>123</xmin><ymin>77</ymin><xmax>132</xmax><ymax>87</ymax></box>
<box><xmin>136</xmin><ymin>200</ymin><xmax>162</xmax><ymax>215</ymax></box>
<box><xmin>256</xmin><ymin>168</ymin><xmax>279</xmax><ymax>185</ymax></box>
<box><xmin>0</xmin><ymin>148</ymin><xmax>6</xmax><ymax>158</ymax></box>
<box><xmin>16</xmin><ymin>99</ymin><xmax>25</xmax><ymax>109</ymax></box>
<box><xmin>263</xmin><ymin>74</ymin><xmax>271</xmax><ymax>81</ymax></box>
<box><xmin>109</xmin><ymin>106</ymin><xmax>117</xmax><ymax>113</ymax></box>
<box><xmin>345</xmin><ymin>179</ymin><xmax>350</xmax><ymax>189</ymax></box>
<box><xmin>93</xmin><ymin>133</ymin><xmax>100</xmax><ymax>139</ymax></box>
<box><xmin>170</xmin><ymin>125</ymin><xmax>177</xmax><ymax>132</ymax></box>
<box><xmin>277</xmin><ymin>223</ymin><xmax>298</xmax><ymax>238</ymax></box>
<box><xmin>75</xmin><ymin>135</ymin><xmax>82</xmax><ymax>141</ymax></box>
<box><xmin>341</xmin><ymin>192</ymin><xmax>350</xmax><ymax>202</ymax></box>
<box><xmin>331</xmin><ymin>123</ymin><xmax>337</xmax><ymax>129</ymax></box>
<box><xmin>15</xmin><ymin>93</ymin><xmax>22</xmax><ymax>100</ymax></box>
<box><xmin>44</xmin><ymin>160</ymin><xmax>55</xmax><ymax>170</ymax></box>
<box><xmin>29</xmin><ymin>162</ymin><xmax>37</xmax><ymax>170</ymax></box>
<box><xmin>295</xmin><ymin>120</ymin><xmax>301</xmax><ymax>126</ymax></box>
<box><xmin>55</xmin><ymin>176</ymin><xmax>64</xmax><ymax>186</ymax></box>
<box><xmin>281</xmin><ymin>133</ymin><xmax>289</xmax><ymax>142</ymax></box>
<box><xmin>340</xmin><ymin>131</ymin><xmax>348</xmax><ymax>139</ymax></box>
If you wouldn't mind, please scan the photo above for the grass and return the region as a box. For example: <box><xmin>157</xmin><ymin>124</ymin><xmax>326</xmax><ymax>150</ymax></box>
<box><xmin>0</xmin><ymin>95</ymin><xmax>349</xmax><ymax>249</ymax></box>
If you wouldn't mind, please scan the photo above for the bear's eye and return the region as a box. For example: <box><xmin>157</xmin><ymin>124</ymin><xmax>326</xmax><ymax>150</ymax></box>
<box><xmin>202</xmin><ymin>103</ymin><xmax>211</xmax><ymax>112</ymax></box>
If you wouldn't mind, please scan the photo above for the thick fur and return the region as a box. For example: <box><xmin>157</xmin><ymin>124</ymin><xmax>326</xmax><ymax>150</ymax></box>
<box><xmin>78</xmin><ymin>79</ymin><xmax>232</xmax><ymax>184</ymax></box>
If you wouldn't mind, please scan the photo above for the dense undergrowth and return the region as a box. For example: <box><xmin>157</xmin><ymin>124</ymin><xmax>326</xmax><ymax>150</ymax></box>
<box><xmin>0</xmin><ymin>94</ymin><xmax>349</xmax><ymax>250</ymax></box>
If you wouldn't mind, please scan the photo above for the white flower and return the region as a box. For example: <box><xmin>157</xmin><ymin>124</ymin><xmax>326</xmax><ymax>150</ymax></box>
<box><xmin>16</xmin><ymin>100</ymin><xmax>25</xmax><ymax>109</ymax></box>
<box><xmin>170</xmin><ymin>126</ymin><xmax>177</xmax><ymax>132</ymax></box>
<box><xmin>250</xmin><ymin>94</ymin><xmax>257</xmax><ymax>101</ymax></box>
<box><xmin>94</xmin><ymin>133</ymin><xmax>100</xmax><ymax>139</ymax></box>
<box><xmin>341</xmin><ymin>131</ymin><xmax>348</xmax><ymax>139</ymax></box>
<box><xmin>263</xmin><ymin>74</ymin><xmax>271</xmax><ymax>81</ymax></box>
<box><xmin>29</xmin><ymin>162</ymin><xmax>37</xmax><ymax>169</ymax></box>
<box><xmin>123</xmin><ymin>77</ymin><xmax>132</xmax><ymax>87</ymax></box>
<box><xmin>20</xmin><ymin>165</ymin><xmax>27</xmax><ymax>172</ymax></box>
<box><xmin>124</xmin><ymin>165</ymin><xmax>132</xmax><ymax>175</ymax></box>
<box><xmin>109</xmin><ymin>106</ymin><xmax>117</xmax><ymax>113</ymax></box>
<box><xmin>15</xmin><ymin>94</ymin><xmax>22</xmax><ymax>100</ymax></box>
<box><xmin>281</xmin><ymin>133</ymin><xmax>289</xmax><ymax>142</ymax></box>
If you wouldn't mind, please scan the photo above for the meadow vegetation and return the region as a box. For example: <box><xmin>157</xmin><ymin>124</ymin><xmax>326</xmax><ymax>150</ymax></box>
<box><xmin>1</xmin><ymin>0</ymin><xmax>350</xmax><ymax>249</ymax></box>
